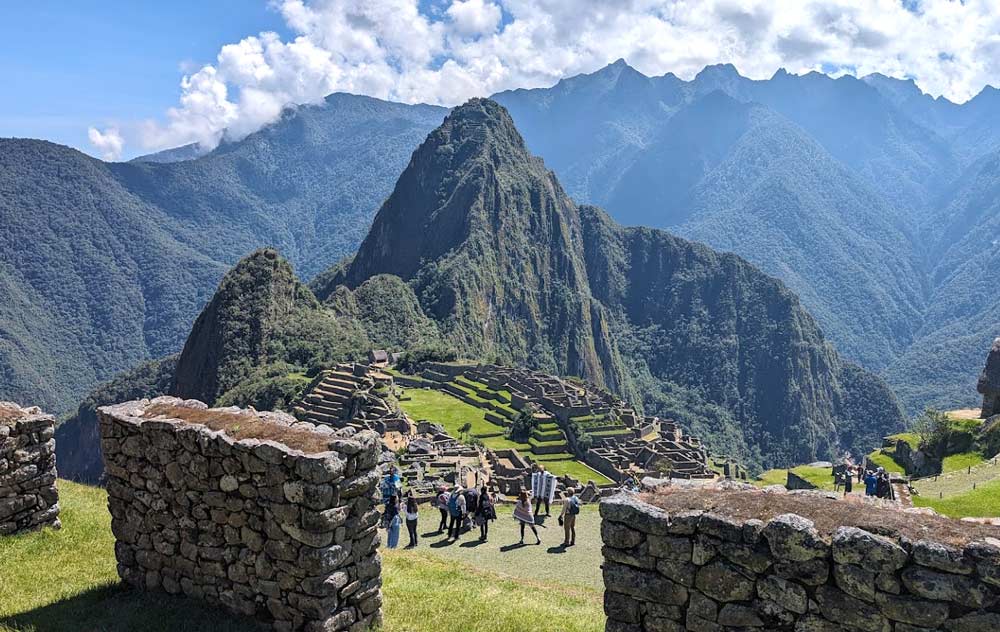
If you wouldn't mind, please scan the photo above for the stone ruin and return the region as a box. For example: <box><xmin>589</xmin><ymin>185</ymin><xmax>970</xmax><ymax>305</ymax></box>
<box><xmin>293</xmin><ymin>364</ymin><xmax>407</xmax><ymax>435</ymax></box>
<box><xmin>99</xmin><ymin>397</ymin><xmax>383</xmax><ymax>632</ymax></box>
<box><xmin>979</xmin><ymin>337</ymin><xmax>1000</xmax><ymax>418</ymax></box>
<box><xmin>421</xmin><ymin>362</ymin><xmax>716</xmax><ymax>485</ymax></box>
<box><xmin>0</xmin><ymin>402</ymin><xmax>60</xmax><ymax>536</ymax></box>
<box><xmin>600</xmin><ymin>486</ymin><xmax>1000</xmax><ymax>632</ymax></box>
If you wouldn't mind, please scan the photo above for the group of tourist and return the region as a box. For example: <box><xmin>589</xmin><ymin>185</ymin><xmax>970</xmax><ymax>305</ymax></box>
<box><xmin>832</xmin><ymin>463</ymin><xmax>895</xmax><ymax>500</ymax></box>
<box><xmin>378</xmin><ymin>468</ymin><xmax>583</xmax><ymax>549</ymax></box>
<box><xmin>863</xmin><ymin>466</ymin><xmax>896</xmax><ymax>500</ymax></box>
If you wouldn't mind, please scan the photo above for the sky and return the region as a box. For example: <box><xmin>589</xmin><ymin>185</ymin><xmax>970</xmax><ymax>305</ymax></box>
<box><xmin>4</xmin><ymin>0</ymin><xmax>1000</xmax><ymax>160</ymax></box>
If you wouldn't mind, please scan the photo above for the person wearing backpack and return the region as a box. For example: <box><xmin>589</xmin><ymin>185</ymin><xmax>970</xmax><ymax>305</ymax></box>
<box><xmin>559</xmin><ymin>487</ymin><xmax>580</xmax><ymax>547</ymax></box>
<box><xmin>447</xmin><ymin>486</ymin><xmax>467</xmax><ymax>541</ymax></box>
<box><xmin>474</xmin><ymin>484</ymin><xmax>497</xmax><ymax>541</ymax></box>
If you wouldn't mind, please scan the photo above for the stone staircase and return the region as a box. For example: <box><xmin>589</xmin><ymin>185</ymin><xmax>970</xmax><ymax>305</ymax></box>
<box><xmin>295</xmin><ymin>364</ymin><xmax>394</xmax><ymax>428</ymax></box>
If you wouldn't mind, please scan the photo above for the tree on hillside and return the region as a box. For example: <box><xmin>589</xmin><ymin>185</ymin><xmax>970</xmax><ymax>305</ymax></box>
<box><xmin>507</xmin><ymin>405</ymin><xmax>539</xmax><ymax>442</ymax></box>
<box><xmin>458</xmin><ymin>422</ymin><xmax>473</xmax><ymax>441</ymax></box>
<box><xmin>912</xmin><ymin>408</ymin><xmax>950</xmax><ymax>450</ymax></box>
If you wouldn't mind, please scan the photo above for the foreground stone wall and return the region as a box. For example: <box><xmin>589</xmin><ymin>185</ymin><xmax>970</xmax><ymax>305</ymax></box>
<box><xmin>99</xmin><ymin>397</ymin><xmax>383</xmax><ymax>632</ymax></box>
<box><xmin>0</xmin><ymin>402</ymin><xmax>60</xmax><ymax>535</ymax></box>
<box><xmin>600</xmin><ymin>493</ymin><xmax>1000</xmax><ymax>632</ymax></box>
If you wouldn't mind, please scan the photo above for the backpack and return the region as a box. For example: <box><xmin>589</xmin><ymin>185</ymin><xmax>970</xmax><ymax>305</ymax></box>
<box><xmin>568</xmin><ymin>496</ymin><xmax>581</xmax><ymax>516</ymax></box>
<box><xmin>448</xmin><ymin>493</ymin><xmax>461</xmax><ymax>517</ymax></box>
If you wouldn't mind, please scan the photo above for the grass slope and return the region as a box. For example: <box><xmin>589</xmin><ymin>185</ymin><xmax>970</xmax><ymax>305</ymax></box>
<box><xmin>912</xmin><ymin>478</ymin><xmax>1000</xmax><ymax>519</ymax></box>
<box><xmin>1</xmin><ymin>482</ymin><xmax>603</xmax><ymax>632</ymax></box>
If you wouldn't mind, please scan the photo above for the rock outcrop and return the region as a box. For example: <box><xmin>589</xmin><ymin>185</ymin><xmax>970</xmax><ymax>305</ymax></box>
<box><xmin>99</xmin><ymin>397</ymin><xmax>383</xmax><ymax>631</ymax></box>
<box><xmin>979</xmin><ymin>338</ymin><xmax>1000</xmax><ymax>418</ymax></box>
<box><xmin>0</xmin><ymin>402</ymin><xmax>60</xmax><ymax>535</ymax></box>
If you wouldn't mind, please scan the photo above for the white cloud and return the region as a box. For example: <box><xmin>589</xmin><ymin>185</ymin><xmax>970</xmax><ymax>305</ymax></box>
<box><xmin>87</xmin><ymin>126</ymin><xmax>124</xmax><ymax>160</ymax></box>
<box><xmin>109</xmin><ymin>0</ymin><xmax>1000</xmax><ymax>155</ymax></box>
<box><xmin>448</xmin><ymin>0</ymin><xmax>502</xmax><ymax>37</ymax></box>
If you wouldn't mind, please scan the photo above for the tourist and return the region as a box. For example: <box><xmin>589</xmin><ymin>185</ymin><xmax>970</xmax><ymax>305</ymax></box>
<box><xmin>385</xmin><ymin>494</ymin><xmax>402</xmax><ymax>549</ymax></box>
<box><xmin>436</xmin><ymin>486</ymin><xmax>449</xmax><ymax>532</ymax></box>
<box><xmin>381</xmin><ymin>467</ymin><xmax>401</xmax><ymax>506</ymax></box>
<box><xmin>447</xmin><ymin>486</ymin><xmax>467</xmax><ymax>540</ymax></box>
<box><xmin>533</xmin><ymin>465</ymin><xmax>552</xmax><ymax>516</ymax></box>
<box><xmin>404</xmin><ymin>496</ymin><xmax>419</xmax><ymax>548</ymax></box>
<box><xmin>475</xmin><ymin>484</ymin><xmax>497</xmax><ymax>541</ymax></box>
<box><xmin>463</xmin><ymin>486</ymin><xmax>480</xmax><ymax>534</ymax></box>
<box><xmin>843</xmin><ymin>467</ymin><xmax>853</xmax><ymax>495</ymax></box>
<box><xmin>558</xmin><ymin>487</ymin><xmax>581</xmax><ymax>547</ymax></box>
<box><xmin>864</xmin><ymin>469</ymin><xmax>878</xmax><ymax>496</ymax></box>
<box><xmin>834</xmin><ymin>471</ymin><xmax>842</xmax><ymax>492</ymax></box>
<box><xmin>514</xmin><ymin>489</ymin><xmax>541</xmax><ymax>545</ymax></box>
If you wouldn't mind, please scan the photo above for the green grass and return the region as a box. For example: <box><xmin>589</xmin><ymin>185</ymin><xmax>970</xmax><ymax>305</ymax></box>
<box><xmin>912</xmin><ymin>478</ymin><xmax>1000</xmax><ymax>519</ymax></box>
<box><xmin>398</xmin><ymin>388</ymin><xmax>504</xmax><ymax>437</ymax></box>
<box><xmin>1</xmin><ymin>482</ymin><xmax>605</xmax><ymax>632</ymax></box>
<box><xmin>888</xmin><ymin>432</ymin><xmax>920</xmax><ymax>448</ymax></box>
<box><xmin>753</xmin><ymin>469</ymin><xmax>789</xmax><ymax>487</ymax></box>
<box><xmin>941</xmin><ymin>451</ymin><xmax>986</xmax><ymax>473</ymax></box>
<box><xmin>529</xmin><ymin>456</ymin><xmax>614</xmax><ymax>485</ymax></box>
<box><xmin>752</xmin><ymin>465</ymin><xmax>835</xmax><ymax>490</ymax></box>
<box><xmin>867</xmin><ymin>451</ymin><xmax>905</xmax><ymax>475</ymax></box>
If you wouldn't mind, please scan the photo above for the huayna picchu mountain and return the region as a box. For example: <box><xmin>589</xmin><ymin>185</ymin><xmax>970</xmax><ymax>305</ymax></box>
<box><xmin>55</xmin><ymin>98</ymin><xmax>904</xmax><ymax>481</ymax></box>
<box><xmin>322</xmin><ymin>98</ymin><xmax>905</xmax><ymax>469</ymax></box>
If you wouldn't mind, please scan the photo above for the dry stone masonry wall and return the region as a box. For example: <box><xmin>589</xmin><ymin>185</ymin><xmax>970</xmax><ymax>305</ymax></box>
<box><xmin>0</xmin><ymin>402</ymin><xmax>60</xmax><ymax>535</ymax></box>
<box><xmin>600</xmin><ymin>493</ymin><xmax>1000</xmax><ymax>632</ymax></box>
<box><xmin>99</xmin><ymin>397</ymin><xmax>383</xmax><ymax>632</ymax></box>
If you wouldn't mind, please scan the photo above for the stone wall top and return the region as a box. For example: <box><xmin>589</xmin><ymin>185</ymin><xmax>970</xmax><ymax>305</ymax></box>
<box><xmin>99</xmin><ymin>396</ymin><xmax>380</xmax><ymax>466</ymax></box>
<box><xmin>0</xmin><ymin>401</ymin><xmax>53</xmax><ymax>427</ymax></box>
<box><xmin>637</xmin><ymin>483</ymin><xmax>1000</xmax><ymax>546</ymax></box>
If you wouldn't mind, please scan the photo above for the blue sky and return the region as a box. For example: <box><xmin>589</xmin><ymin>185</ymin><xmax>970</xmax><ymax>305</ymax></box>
<box><xmin>4</xmin><ymin>1</ymin><xmax>1000</xmax><ymax>160</ymax></box>
<box><xmin>0</xmin><ymin>1</ymin><xmax>288</xmax><ymax>154</ymax></box>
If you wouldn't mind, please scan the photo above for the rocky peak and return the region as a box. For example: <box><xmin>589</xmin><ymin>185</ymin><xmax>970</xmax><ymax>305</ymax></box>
<box><xmin>978</xmin><ymin>337</ymin><xmax>1000</xmax><ymax>417</ymax></box>
<box><xmin>172</xmin><ymin>248</ymin><xmax>316</xmax><ymax>403</ymax></box>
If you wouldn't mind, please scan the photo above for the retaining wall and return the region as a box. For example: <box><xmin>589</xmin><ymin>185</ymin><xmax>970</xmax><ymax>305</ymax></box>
<box><xmin>99</xmin><ymin>397</ymin><xmax>383</xmax><ymax>632</ymax></box>
<box><xmin>600</xmin><ymin>492</ymin><xmax>1000</xmax><ymax>632</ymax></box>
<box><xmin>0</xmin><ymin>402</ymin><xmax>60</xmax><ymax>535</ymax></box>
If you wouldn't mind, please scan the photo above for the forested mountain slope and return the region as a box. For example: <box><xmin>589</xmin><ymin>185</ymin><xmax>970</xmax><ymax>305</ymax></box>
<box><xmin>494</xmin><ymin>61</ymin><xmax>1000</xmax><ymax>412</ymax></box>
<box><xmin>0</xmin><ymin>95</ymin><xmax>444</xmax><ymax>415</ymax></box>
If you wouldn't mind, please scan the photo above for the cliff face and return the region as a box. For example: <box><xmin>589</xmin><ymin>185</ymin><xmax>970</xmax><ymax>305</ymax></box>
<box><xmin>979</xmin><ymin>338</ymin><xmax>1000</xmax><ymax>417</ymax></box>
<box><xmin>342</xmin><ymin>98</ymin><xmax>627</xmax><ymax>391</ymax></box>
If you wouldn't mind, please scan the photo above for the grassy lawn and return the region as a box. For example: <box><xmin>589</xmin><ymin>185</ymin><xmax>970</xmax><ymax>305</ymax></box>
<box><xmin>912</xmin><ymin>478</ymin><xmax>1000</xmax><ymax>519</ymax></box>
<box><xmin>398</xmin><ymin>388</ymin><xmax>504</xmax><ymax>437</ymax></box>
<box><xmin>1</xmin><ymin>482</ymin><xmax>604</xmax><ymax>632</ymax></box>
<box><xmin>867</xmin><ymin>451</ymin><xmax>906</xmax><ymax>475</ymax></box>
<box><xmin>753</xmin><ymin>469</ymin><xmax>788</xmax><ymax>487</ymax></box>
<box><xmin>752</xmin><ymin>465</ymin><xmax>835</xmax><ymax>490</ymax></box>
<box><xmin>530</xmin><ymin>455</ymin><xmax>614</xmax><ymax>485</ymax></box>
<box><xmin>941</xmin><ymin>451</ymin><xmax>986</xmax><ymax>473</ymax></box>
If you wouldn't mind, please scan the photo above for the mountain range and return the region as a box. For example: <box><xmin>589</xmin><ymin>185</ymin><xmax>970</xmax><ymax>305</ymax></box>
<box><xmin>2</xmin><ymin>61</ymin><xmax>997</xmax><ymax>439</ymax></box>
<box><xmin>58</xmin><ymin>99</ymin><xmax>903</xmax><ymax>481</ymax></box>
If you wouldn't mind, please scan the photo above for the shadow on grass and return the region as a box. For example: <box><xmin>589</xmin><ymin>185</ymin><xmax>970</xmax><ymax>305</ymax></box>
<box><xmin>458</xmin><ymin>539</ymin><xmax>487</xmax><ymax>548</ymax></box>
<box><xmin>0</xmin><ymin>583</ymin><xmax>264</xmax><ymax>632</ymax></box>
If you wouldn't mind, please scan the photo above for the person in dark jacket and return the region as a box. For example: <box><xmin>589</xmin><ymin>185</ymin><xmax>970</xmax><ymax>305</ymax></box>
<box><xmin>435</xmin><ymin>486</ymin><xmax>449</xmax><ymax>533</ymax></box>
<box><xmin>404</xmin><ymin>496</ymin><xmax>419</xmax><ymax>548</ymax></box>
<box><xmin>475</xmin><ymin>485</ymin><xmax>497</xmax><ymax>541</ymax></box>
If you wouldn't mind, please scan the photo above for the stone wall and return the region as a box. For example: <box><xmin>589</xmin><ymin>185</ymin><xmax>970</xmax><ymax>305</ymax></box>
<box><xmin>600</xmin><ymin>493</ymin><xmax>1000</xmax><ymax>632</ymax></box>
<box><xmin>979</xmin><ymin>338</ymin><xmax>1000</xmax><ymax>418</ymax></box>
<box><xmin>0</xmin><ymin>402</ymin><xmax>60</xmax><ymax>535</ymax></box>
<box><xmin>99</xmin><ymin>397</ymin><xmax>383</xmax><ymax>632</ymax></box>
